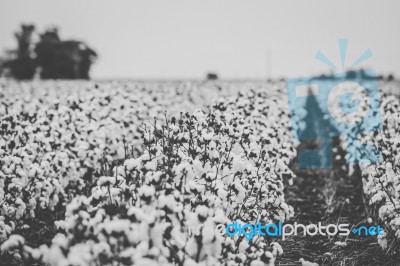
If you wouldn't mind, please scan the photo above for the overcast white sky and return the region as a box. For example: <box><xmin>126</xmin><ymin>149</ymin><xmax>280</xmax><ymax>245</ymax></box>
<box><xmin>1</xmin><ymin>0</ymin><xmax>399</xmax><ymax>79</ymax></box>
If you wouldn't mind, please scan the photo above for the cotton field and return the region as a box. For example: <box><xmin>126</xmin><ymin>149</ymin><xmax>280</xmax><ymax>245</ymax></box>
<box><xmin>0</xmin><ymin>80</ymin><xmax>400</xmax><ymax>266</ymax></box>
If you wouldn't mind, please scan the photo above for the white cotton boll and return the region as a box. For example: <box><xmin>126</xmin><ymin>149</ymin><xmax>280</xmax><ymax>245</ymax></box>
<box><xmin>235</xmin><ymin>252</ymin><xmax>247</xmax><ymax>264</ymax></box>
<box><xmin>104</xmin><ymin>219</ymin><xmax>131</xmax><ymax>235</ymax></box>
<box><xmin>0</xmin><ymin>188</ymin><xmax>4</xmax><ymax>202</ymax></box>
<box><xmin>203</xmin><ymin>161</ymin><xmax>211</xmax><ymax>173</ymax></box>
<box><xmin>170</xmin><ymin>227</ymin><xmax>187</xmax><ymax>250</ymax></box>
<box><xmin>68</xmin><ymin>244</ymin><xmax>92</xmax><ymax>266</ymax></box>
<box><xmin>280</xmin><ymin>202</ymin><xmax>290</xmax><ymax>217</ymax></box>
<box><xmin>212</xmin><ymin>150</ymin><xmax>219</xmax><ymax>159</ymax></box>
<box><xmin>144</xmin><ymin>159</ymin><xmax>157</xmax><ymax>171</ymax></box>
<box><xmin>6</xmin><ymin>206</ymin><xmax>16</xmax><ymax>218</ymax></box>
<box><xmin>271</xmin><ymin>242</ymin><xmax>283</xmax><ymax>256</ymax></box>
<box><xmin>299</xmin><ymin>258</ymin><xmax>319</xmax><ymax>266</ymax></box>
<box><xmin>370</xmin><ymin>192</ymin><xmax>384</xmax><ymax>204</ymax></box>
<box><xmin>378</xmin><ymin>232</ymin><xmax>387</xmax><ymax>249</ymax></box>
<box><xmin>135</xmin><ymin>238</ymin><xmax>150</xmax><ymax>256</ymax></box>
<box><xmin>97</xmin><ymin>176</ymin><xmax>116</xmax><ymax>186</ymax></box>
<box><xmin>217</xmin><ymin>188</ymin><xmax>228</xmax><ymax>201</ymax></box>
<box><xmin>203</xmin><ymin>132</ymin><xmax>213</xmax><ymax>141</ymax></box>
<box><xmin>12</xmin><ymin>156</ymin><xmax>22</xmax><ymax>165</ymax></box>
<box><xmin>4</xmin><ymin>224</ymin><xmax>12</xmax><ymax>236</ymax></box>
<box><xmin>78</xmin><ymin>141</ymin><xmax>90</xmax><ymax>150</ymax></box>
<box><xmin>92</xmin><ymin>186</ymin><xmax>104</xmax><ymax>199</ymax></box>
<box><xmin>118</xmin><ymin>246</ymin><xmax>135</xmax><ymax>261</ymax></box>
<box><xmin>58</xmin><ymin>151</ymin><xmax>69</xmax><ymax>160</ymax></box>
<box><xmin>105</xmin><ymin>155</ymin><xmax>113</xmax><ymax>162</ymax></box>
<box><xmin>209</xmin><ymin>140</ymin><xmax>217</xmax><ymax>150</ymax></box>
<box><xmin>149</xmin><ymin>224</ymin><xmax>165</xmax><ymax>250</ymax></box>
<box><xmin>15</xmin><ymin>198</ymin><xmax>26</xmax><ymax>220</ymax></box>
<box><xmin>183</xmin><ymin>258</ymin><xmax>198</xmax><ymax>266</ymax></box>
<box><xmin>0</xmin><ymin>234</ymin><xmax>25</xmax><ymax>252</ymax></box>
<box><xmin>192</xmin><ymin>160</ymin><xmax>204</xmax><ymax>175</ymax></box>
<box><xmin>3</xmin><ymin>156</ymin><xmax>11</xmax><ymax>166</ymax></box>
<box><xmin>139</xmin><ymin>185</ymin><xmax>155</xmax><ymax>198</ymax></box>
<box><xmin>148</xmin><ymin>171</ymin><xmax>163</xmax><ymax>183</ymax></box>
<box><xmin>28</xmin><ymin>246</ymin><xmax>42</xmax><ymax>261</ymax></box>
<box><xmin>185</xmin><ymin>238</ymin><xmax>198</xmax><ymax>258</ymax></box>
<box><xmin>232</xmin><ymin>142</ymin><xmax>242</xmax><ymax>155</ymax></box>
<box><xmin>28</xmin><ymin>164</ymin><xmax>40</xmax><ymax>178</ymax></box>
<box><xmin>92</xmin><ymin>242</ymin><xmax>111</xmax><ymax>257</ymax></box>
<box><xmin>234</xmin><ymin>182</ymin><xmax>246</xmax><ymax>203</ymax></box>
<box><xmin>134</xmin><ymin>258</ymin><xmax>159</xmax><ymax>266</ymax></box>
<box><xmin>250</xmin><ymin>260</ymin><xmax>265</xmax><ymax>266</ymax></box>
<box><xmin>159</xmin><ymin>194</ymin><xmax>177</xmax><ymax>212</ymax></box>
<box><xmin>238</xmin><ymin>240</ymin><xmax>249</xmax><ymax>253</ymax></box>
<box><xmin>232</xmin><ymin>156</ymin><xmax>245</xmax><ymax>173</ymax></box>
<box><xmin>276</xmin><ymin>159</ymin><xmax>287</xmax><ymax>171</ymax></box>
<box><xmin>43</xmin><ymin>246</ymin><xmax>68</xmax><ymax>266</ymax></box>
<box><xmin>170</xmin><ymin>124</ymin><xmax>180</xmax><ymax>133</ymax></box>
<box><xmin>186</xmin><ymin>180</ymin><xmax>198</xmax><ymax>192</ymax></box>
<box><xmin>195</xmin><ymin>205</ymin><xmax>209</xmax><ymax>219</ymax></box>
<box><xmin>0</xmin><ymin>228</ymin><xmax>7</xmax><ymax>243</ymax></box>
<box><xmin>51</xmin><ymin>234</ymin><xmax>69</xmax><ymax>250</ymax></box>
<box><xmin>124</xmin><ymin>158</ymin><xmax>142</xmax><ymax>171</ymax></box>
<box><xmin>54</xmin><ymin>221</ymin><xmax>67</xmax><ymax>230</ymax></box>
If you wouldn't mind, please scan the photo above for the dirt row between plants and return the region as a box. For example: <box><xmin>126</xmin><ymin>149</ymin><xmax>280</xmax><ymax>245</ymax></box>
<box><xmin>276</xmin><ymin>136</ymin><xmax>400</xmax><ymax>266</ymax></box>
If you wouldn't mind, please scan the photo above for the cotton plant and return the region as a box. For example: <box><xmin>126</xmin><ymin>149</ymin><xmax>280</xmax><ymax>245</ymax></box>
<box><xmin>0</xmin><ymin>80</ymin><xmax>299</xmax><ymax>265</ymax></box>
<box><xmin>0</xmin><ymin>80</ymin><xmax>241</xmax><ymax>243</ymax></box>
<box><xmin>343</xmin><ymin>94</ymin><xmax>400</xmax><ymax>251</ymax></box>
<box><xmin>21</xmin><ymin>107</ymin><xmax>294</xmax><ymax>266</ymax></box>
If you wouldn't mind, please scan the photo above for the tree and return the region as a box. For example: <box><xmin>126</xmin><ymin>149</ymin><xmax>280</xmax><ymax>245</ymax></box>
<box><xmin>0</xmin><ymin>25</ymin><xmax>98</xmax><ymax>80</ymax></box>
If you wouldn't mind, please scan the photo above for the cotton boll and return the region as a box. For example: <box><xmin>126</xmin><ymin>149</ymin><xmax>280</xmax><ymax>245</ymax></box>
<box><xmin>159</xmin><ymin>194</ymin><xmax>177</xmax><ymax>212</ymax></box>
<box><xmin>378</xmin><ymin>231</ymin><xmax>387</xmax><ymax>249</ymax></box>
<box><xmin>370</xmin><ymin>192</ymin><xmax>384</xmax><ymax>204</ymax></box>
<box><xmin>185</xmin><ymin>238</ymin><xmax>198</xmax><ymax>258</ymax></box>
<box><xmin>144</xmin><ymin>159</ymin><xmax>157</xmax><ymax>171</ymax></box>
<box><xmin>124</xmin><ymin>158</ymin><xmax>142</xmax><ymax>171</ymax></box>
<box><xmin>195</xmin><ymin>205</ymin><xmax>209</xmax><ymax>220</ymax></box>
<box><xmin>97</xmin><ymin>176</ymin><xmax>116</xmax><ymax>186</ymax></box>
<box><xmin>183</xmin><ymin>258</ymin><xmax>198</xmax><ymax>266</ymax></box>
<box><xmin>92</xmin><ymin>242</ymin><xmax>111</xmax><ymax>257</ymax></box>
<box><xmin>217</xmin><ymin>188</ymin><xmax>228</xmax><ymax>201</ymax></box>
<box><xmin>271</xmin><ymin>242</ymin><xmax>283</xmax><ymax>256</ymax></box>
<box><xmin>299</xmin><ymin>258</ymin><xmax>319</xmax><ymax>266</ymax></box>
<box><xmin>0</xmin><ymin>234</ymin><xmax>25</xmax><ymax>253</ymax></box>
<box><xmin>238</xmin><ymin>240</ymin><xmax>250</xmax><ymax>253</ymax></box>
<box><xmin>54</xmin><ymin>220</ymin><xmax>67</xmax><ymax>231</ymax></box>
<box><xmin>250</xmin><ymin>260</ymin><xmax>265</xmax><ymax>266</ymax></box>
<box><xmin>15</xmin><ymin>198</ymin><xmax>26</xmax><ymax>220</ymax></box>
<box><xmin>232</xmin><ymin>155</ymin><xmax>245</xmax><ymax>173</ymax></box>
<box><xmin>67</xmin><ymin>243</ymin><xmax>92</xmax><ymax>266</ymax></box>
<box><xmin>203</xmin><ymin>132</ymin><xmax>213</xmax><ymax>141</ymax></box>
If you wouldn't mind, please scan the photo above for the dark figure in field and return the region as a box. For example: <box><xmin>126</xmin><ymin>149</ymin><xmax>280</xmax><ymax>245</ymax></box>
<box><xmin>2</xmin><ymin>25</ymin><xmax>36</xmax><ymax>79</ymax></box>
<box><xmin>0</xmin><ymin>25</ymin><xmax>97</xmax><ymax>80</ymax></box>
<box><xmin>206</xmin><ymin>73</ymin><xmax>219</xmax><ymax>80</ymax></box>
<box><xmin>35</xmin><ymin>28</ymin><xmax>97</xmax><ymax>79</ymax></box>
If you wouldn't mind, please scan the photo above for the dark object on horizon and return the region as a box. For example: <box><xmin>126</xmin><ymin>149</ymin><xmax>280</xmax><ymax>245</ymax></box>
<box><xmin>2</xmin><ymin>25</ymin><xmax>36</xmax><ymax>79</ymax></box>
<box><xmin>310</xmin><ymin>69</ymin><xmax>376</xmax><ymax>82</ymax></box>
<box><xmin>0</xmin><ymin>24</ymin><xmax>97</xmax><ymax>80</ymax></box>
<box><xmin>206</xmin><ymin>73</ymin><xmax>219</xmax><ymax>80</ymax></box>
<box><xmin>35</xmin><ymin>28</ymin><xmax>97</xmax><ymax>79</ymax></box>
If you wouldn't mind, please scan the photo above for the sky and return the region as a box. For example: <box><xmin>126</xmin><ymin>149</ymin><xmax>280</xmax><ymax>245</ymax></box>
<box><xmin>1</xmin><ymin>0</ymin><xmax>399</xmax><ymax>80</ymax></box>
